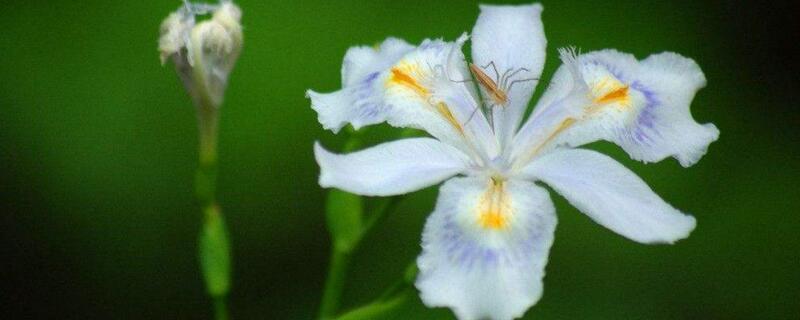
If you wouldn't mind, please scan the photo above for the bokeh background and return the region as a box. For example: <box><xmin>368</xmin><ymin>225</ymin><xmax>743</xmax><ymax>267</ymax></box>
<box><xmin>2</xmin><ymin>0</ymin><xmax>798</xmax><ymax>318</ymax></box>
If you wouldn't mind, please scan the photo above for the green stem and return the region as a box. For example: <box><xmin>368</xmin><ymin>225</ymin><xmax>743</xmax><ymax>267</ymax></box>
<box><xmin>318</xmin><ymin>196</ymin><xmax>404</xmax><ymax>319</ymax></box>
<box><xmin>319</xmin><ymin>247</ymin><xmax>352</xmax><ymax>319</ymax></box>
<box><xmin>334</xmin><ymin>289</ymin><xmax>412</xmax><ymax>320</ymax></box>
<box><xmin>376</xmin><ymin>277</ymin><xmax>406</xmax><ymax>302</ymax></box>
<box><xmin>319</xmin><ymin>130</ymin><xmax>408</xmax><ymax>319</ymax></box>
<box><xmin>214</xmin><ymin>297</ymin><xmax>229</xmax><ymax>320</ymax></box>
<box><xmin>333</xmin><ymin>260</ymin><xmax>418</xmax><ymax>320</ymax></box>
<box><xmin>198</xmin><ymin>107</ymin><xmax>219</xmax><ymax>175</ymax></box>
<box><xmin>378</xmin><ymin>262</ymin><xmax>418</xmax><ymax>302</ymax></box>
<box><xmin>195</xmin><ymin>103</ymin><xmax>231</xmax><ymax>320</ymax></box>
<box><xmin>362</xmin><ymin>196</ymin><xmax>402</xmax><ymax>235</ymax></box>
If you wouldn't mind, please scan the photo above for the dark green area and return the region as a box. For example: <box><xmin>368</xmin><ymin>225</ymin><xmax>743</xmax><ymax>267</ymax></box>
<box><xmin>1</xmin><ymin>0</ymin><xmax>798</xmax><ymax>318</ymax></box>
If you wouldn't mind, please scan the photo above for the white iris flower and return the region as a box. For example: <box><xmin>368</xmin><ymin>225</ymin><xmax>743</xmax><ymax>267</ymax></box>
<box><xmin>307</xmin><ymin>3</ymin><xmax>718</xmax><ymax>319</ymax></box>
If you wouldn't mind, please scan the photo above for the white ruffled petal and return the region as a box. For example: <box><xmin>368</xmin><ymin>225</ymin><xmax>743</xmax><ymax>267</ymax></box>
<box><xmin>314</xmin><ymin>138</ymin><xmax>471</xmax><ymax>196</ymax></box>
<box><xmin>416</xmin><ymin>176</ymin><xmax>556</xmax><ymax>320</ymax></box>
<box><xmin>513</xmin><ymin>49</ymin><xmax>718</xmax><ymax>168</ymax></box>
<box><xmin>307</xmin><ymin>38</ymin><xmax>414</xmax><ymax>133</ymax></box>
<box><xmin>521</xmin><ymin>148</ymin><xmax>696</xmax><ymax>244</ymax></box>
<box><xmin>471</xmin><ymin>4</ymin><xmax>547</xmax><ymax>148</ymax></box>
<box><xmin>309</xmin><ymin>36</ymin><xmax>499</xmax><ymax>159</ymax></box>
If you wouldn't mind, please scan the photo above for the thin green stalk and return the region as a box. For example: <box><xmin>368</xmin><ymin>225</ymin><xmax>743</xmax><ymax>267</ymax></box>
<box><xmin>376</xmin><ymin>277</ymin><xmax>406</xmax><ymax>303</ymax></box>
<box><xmin>319</xmin><ymin>195</ymin><xmax>405</xmax><ymax>319</ymax></box>
<box><xmin>319</xmin><ymin>247</ymin><xmax>352</xmax><ymax>319</ymax></box>
<box><xmin>196</xmin><ymin>107</ymin><xmax>219</xmax><ymax>207</ymax></box>
<box><xmin>332</xmin><ymin>258</ymin><xmax>418</xmax><ymax>320</ymax></box>
<box><xmin>362</xmin><ymin>196</ymin><xmax>402</xmax><ymax>235</ymax></box>
<box><xmin>377</xmin><ymin>262</ymin><xmax>418</xmax><ymax>302</ymax></box>
<box><xmin>196</xmin><ymin>104</ymin><xmax>232</xmax><ymax>320</ymax></box>
<box><xmin>334</xmin><ymin>289</ymin><xmax>412</xmax><ymax>320</ymax></box>
<box><xmin>214</xmin><ymin>297</ymin><xmax>229</xmax><ymax>320</ymax></box>
<box><xmin>319</xmin><ymin>130</ymin><xmax>402</xmax><ymax>320</ymax></box>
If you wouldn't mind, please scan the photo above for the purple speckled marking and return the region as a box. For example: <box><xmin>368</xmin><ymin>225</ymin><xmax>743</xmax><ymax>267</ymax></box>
<box><xmin>632</xmin><ymin>81</ymin><xmax>657</xmax><ymax>128</ymax></box>
<box><xmin>434</xmin><ymin>202</ymin><xmax>547</xmax><ymax>273</ymax></box>
<box><xmin>630</xmin><ymin>81</ymin><xmax>662</xmax><ymax>145</ymax></box>
<box><xmin>362</xmin><ymin>71</ymin><xmax>379</xmax><ymax>84</ymax></box>
<box><xmin>353</xmin><ymin>72</ymin><xmax>383</xmax><ymax>120</ymax></box>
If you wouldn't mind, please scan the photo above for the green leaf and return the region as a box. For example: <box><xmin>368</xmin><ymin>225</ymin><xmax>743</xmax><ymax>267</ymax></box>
<box><xmin>326</xmin><ymin>189</ymin><xmax>364</xmax><ymax>252</ymax></box>
<box><xmin>199</xmin><ymin>205</ymin><xmax>231</xmax><ymax>297</ymax></box>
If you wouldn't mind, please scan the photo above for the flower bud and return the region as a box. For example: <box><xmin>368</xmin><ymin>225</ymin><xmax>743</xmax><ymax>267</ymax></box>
<box><xmin>159</xmin><ymin>1</ymin><xmax>243</xmax><ymax>108</ymax></box>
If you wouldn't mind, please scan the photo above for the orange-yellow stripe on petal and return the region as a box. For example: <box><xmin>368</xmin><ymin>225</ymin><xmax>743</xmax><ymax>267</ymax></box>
<box><xmin>388</xmin><ymin>65</ymin><xmax>428</xmax><ymax>97</ymax></box>
<box><xmin>477</xmin><ymin>179</ymin><xmax>512</xmax><ymax>230</ymax></box>
<box><xmin>386</xmin><ymin>62</ymin><xmax>465</xmax><ymax>135</ymax></box>
<box><xmin>595</xmin><ymin>86</ymin><xmax>629</xmax><ymax>105</ymax></box>
<box><xmin>436</xmin><ymin>102</ymin><xmax>464</xmax><ymax>135</ymax></box>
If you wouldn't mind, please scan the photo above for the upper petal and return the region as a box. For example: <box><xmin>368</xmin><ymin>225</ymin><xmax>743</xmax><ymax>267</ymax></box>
<box><xmin>314</xmin><ymin>138</ymin><xmax>471</xmax><ymax>196</ymax></box>
<box><xmin>308</xmin><ymin>36</ymin><xmax>499</xmax><ymax>160</ymax></box>
<box><xmin>416</xmin><ymin>176</ymin><xmax>556</xmax><ymax>320</ymax></box>
<box><xmin>382</xmin><ymin>36</ymin><xmax>499</xmax><ymax>159</ymax></box>
<box><xmin>471</xmin><ymin>4</ymin><xmax>546</xmax><ymax>148</ymax></box>
<box><xmin>513</xmin><ymin>49</ymin><xmax>718</xmax><ymax>168</ymax></box>
<box><xmin>521</xmin><ymin>148</ymin><xmax>696</xmax><ymax>244</ymax></box>
<box><xmin>307</xmin><ymin>38</ymin><xmax>414</xmax><ymax>133</ymax></box>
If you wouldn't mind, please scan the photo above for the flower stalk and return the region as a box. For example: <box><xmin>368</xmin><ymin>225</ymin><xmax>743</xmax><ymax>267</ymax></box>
<box><xmin>318</xmin><ymin>131</ymin><xmax>362</xmax><ymax>320</ymax></box>
<box><xmin>195</xmin><ymin>103</ymin><xmax>231</xmax><ymax>320</ymax></box>
<box><xmin>318</xmin><ymin>130</ymin><xmax>409</xmax><ymax>319</ymax></box>
<box><xmin>159</xmin><ymin>2</ymin><xmax>242</xmax><ymax>319</ymax></box>
<box><xmin>318</xmin><ymin>244</ymin><xmax>352</xmax><ymax>319</ymax></box>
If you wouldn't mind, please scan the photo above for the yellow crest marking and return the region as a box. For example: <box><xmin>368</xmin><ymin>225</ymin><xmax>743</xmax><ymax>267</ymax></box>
<box><xmin>477</xmin><ymin>178</ymin><xmax>512</xmax><ymax>230</ymax></box>
<box><xmin>588</xmin><ymin>77</ymin><xmax>631</xmax><ymax>114</ymax></box>
<box><xmin>388</xmin><ymin>66</ymin><xmax>428</xmax><ymax>97</ymax></box>
<box><xmin>387</xmin><ymin>63</ymin><xmax>465</xmax><ymax>135</ymax></box>
<box><xmin>595</xmin><ymin>86</ymin><xmax>630</xmax><ymax>105</ymax></box>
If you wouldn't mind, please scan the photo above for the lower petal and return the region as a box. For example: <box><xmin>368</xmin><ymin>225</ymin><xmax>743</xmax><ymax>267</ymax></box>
<box><xmin>416</xmin><ymin>176</ymin><xmax>556</xmax><ymax>320</ymax></box>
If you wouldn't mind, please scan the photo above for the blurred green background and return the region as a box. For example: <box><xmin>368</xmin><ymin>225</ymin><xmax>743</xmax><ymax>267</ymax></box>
<box><xmin>2</xmin><ymin>0</ymin><xmax>798</xmax><ymax>318</ymax></box>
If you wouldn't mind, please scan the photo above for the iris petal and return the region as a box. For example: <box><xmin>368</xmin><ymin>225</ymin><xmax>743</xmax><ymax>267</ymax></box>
<box><xmin>522</xmin><ymin>148</ymin><xmax>696</xmax><ymax>244</ymax></box>
<box><xmin>514</xmin><ymin>49</ymin><xmax>718</xmax><ymax>167</ymax></box>
<box><xmin>315</xmin><ymin>138</ymin><xmax>471</xmax><ymax>196</ymax></box>
<box><xmin>416</xmin><ymin>176</ymin><xmax>556</xmax><ymax>320</ymax></box>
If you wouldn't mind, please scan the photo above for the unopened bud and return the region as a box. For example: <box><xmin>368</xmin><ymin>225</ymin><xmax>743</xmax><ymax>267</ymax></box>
<box><xmin>159</xmin><ymin>1</ymin><xmax>243</xmax><ymax>108</ymax></box>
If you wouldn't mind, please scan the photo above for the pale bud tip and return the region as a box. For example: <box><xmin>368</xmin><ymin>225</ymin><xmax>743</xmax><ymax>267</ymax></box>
<box><xmin>158</xmin><ymin>1</ymin><xmax>243</xmax><ymax>108</ymax></box>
